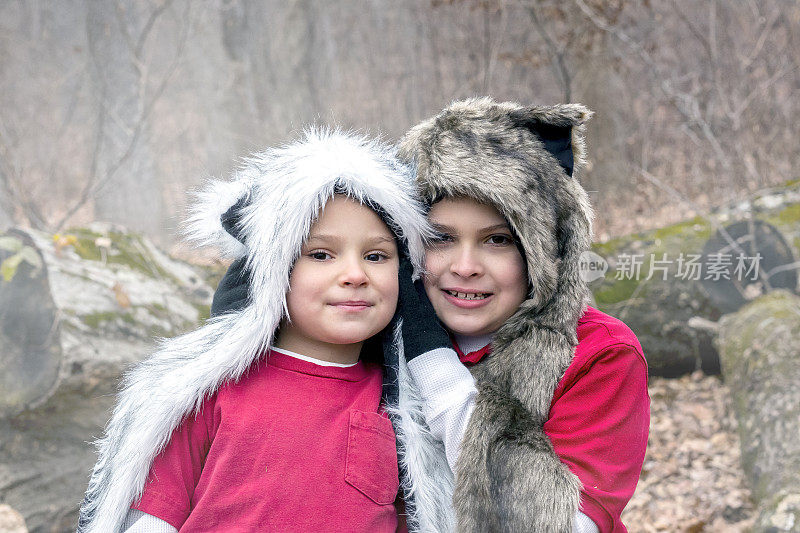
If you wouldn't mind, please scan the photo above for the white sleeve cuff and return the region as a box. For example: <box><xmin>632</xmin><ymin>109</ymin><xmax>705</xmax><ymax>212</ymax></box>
<box><xmin>573</xmin><ymin>511</ymin><xmax>599</xmax><ymax>533</ymax></box>
<box><xmin>122</xmin><ymin>509</ymin><xmax>179</xmax><ymax>533</ymax></box>
<box><xmin>407</xmin><ymin>348</ymin><xmax>477</xmax><ymax>471</ymax></box>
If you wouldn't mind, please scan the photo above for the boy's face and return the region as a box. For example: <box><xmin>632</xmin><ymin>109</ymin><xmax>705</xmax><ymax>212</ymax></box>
<box><xmin>279</xmin><ymin>195</ymin><xmax>399</xmax><ymax>358</ymax></box>
<box><xmin>423</xmin><ymin>196</ymin><xmax>528</xmax><ymax>337</ymax></box>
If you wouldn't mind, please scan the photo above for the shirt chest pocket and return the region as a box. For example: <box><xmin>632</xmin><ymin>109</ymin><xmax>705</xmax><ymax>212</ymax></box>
<box><xmin>344</xmin><ymin>410</ymin><xmax>400</xmax><ymax>505</ymax></box>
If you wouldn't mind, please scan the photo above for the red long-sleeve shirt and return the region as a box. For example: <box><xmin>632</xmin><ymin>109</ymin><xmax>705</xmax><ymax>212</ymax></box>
<box><xmin>455</xmin><ymin>306</ymin><xmax>650</xmax><ymax>532</ymax></box>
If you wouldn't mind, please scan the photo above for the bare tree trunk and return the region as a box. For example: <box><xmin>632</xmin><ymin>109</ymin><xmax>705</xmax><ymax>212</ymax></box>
<box><xmin>575</xmin><ymin>33</ymin><xmax>628</xmax><ymax>200</ymax></box>
<box><xmin>85</xmin><ymin>2</ymin><xmax>163</xmax><ymax>235</ymax></box>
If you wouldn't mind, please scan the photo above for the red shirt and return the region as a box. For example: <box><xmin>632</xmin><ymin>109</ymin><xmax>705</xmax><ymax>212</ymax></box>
<box><xmin>455</xmin><ymin>306</ymin><xmax>649</xmax><ymax>533</ymax></box>
<box><xmin>133</xmin><ymin>349</ymin><xmax>400</xmax><ymax>532</ymax></box>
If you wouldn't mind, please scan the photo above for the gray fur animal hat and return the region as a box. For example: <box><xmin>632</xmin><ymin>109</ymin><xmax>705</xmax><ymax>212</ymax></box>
<box><xmin>78</xmin><ymin>129</ymin><xmax>452</xmax><ymax>532</ymax></box>
<box><xmin>398</xmin><ymin>97</ymin><xmax>595</xmax><ymax>531</ymax></box>
<box><xmin>398</xmin><ymin>96</ymin><xmax>594</xmax><ymax>340</ymax></box>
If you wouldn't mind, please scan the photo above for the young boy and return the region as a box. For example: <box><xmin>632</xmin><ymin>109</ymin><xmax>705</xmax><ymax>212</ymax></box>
<box><xmin>77</xmin><ymin>130</ymin><xmax>455</xmax><ymax>532</ymax></box>
<box><xmin>396</xmin><ymin>98</ymin><xmax>649</xmax><ymax>532</ymax></box>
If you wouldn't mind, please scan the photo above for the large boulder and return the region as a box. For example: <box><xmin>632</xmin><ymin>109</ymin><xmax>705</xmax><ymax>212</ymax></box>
<box><xmin>0</xmin><ymin>224</ymin><xmax>220</xmax><ymax>532</ymax></box>
<box><xmin>717</xmin><ymin>291</ymin><xmax>800</xmax><ymax>531</ymax></box>
<box><xmin>589</xmin><ymin>182</ymin><xmax>800</xmax><ymax>377</ymax></box>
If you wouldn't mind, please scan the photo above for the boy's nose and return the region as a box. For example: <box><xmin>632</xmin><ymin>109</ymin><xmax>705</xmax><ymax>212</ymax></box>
<box><xmin>339</xmin><ymin>257</ymin><xmax>369</xmax><ymax>286</ymax></box>
<box><xmin>449</xmin><ymin>246</ymin><xmax>484</xmax><ymax>278</ymax></box>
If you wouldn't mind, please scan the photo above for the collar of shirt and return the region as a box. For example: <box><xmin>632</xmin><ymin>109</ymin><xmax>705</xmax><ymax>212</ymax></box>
<box><xmin>271</xmin><ymin>346</ymin><xmax>359</xmax><ymax>367</ymax></box>
<box><xmin>451</xmin><ymin>332</ymin><xmax>494</xmax><ymax>366</ymax></box>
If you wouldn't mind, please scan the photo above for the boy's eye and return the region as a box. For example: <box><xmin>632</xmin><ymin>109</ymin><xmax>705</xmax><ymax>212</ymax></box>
<box><xmin>427</xmin><ymin>232</ymin><xmax>454</xmax><ymax>248</ymax></box>
<box><xmin>365</xmin><ymin>252</ymin><xmax>388</xmax><ymax>262</ymax></box>
<box><xmin>486</xmin><ymin>234</ymin><xmax>514</xmax><ymax>245</ymax></box>
<box><xmin>309</xmin><ymin>251</ymin><xmax>332</xmax><ymax>260</ymax></box>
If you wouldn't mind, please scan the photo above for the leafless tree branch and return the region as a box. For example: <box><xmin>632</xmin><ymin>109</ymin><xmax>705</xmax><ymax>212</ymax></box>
<box><xmin>53</xmin><ymin>0</ymin><xmax>192</xmax><ymax>232</ymax></box>
<box><xmin>526</xmin><ymin>2</ymin><xmax>572</xmax><ymax>101</ymax></box>
<box><xmin>574</xmin><ymin>0</ymin><xmax>735</xmax><ymax>176</ymax></box>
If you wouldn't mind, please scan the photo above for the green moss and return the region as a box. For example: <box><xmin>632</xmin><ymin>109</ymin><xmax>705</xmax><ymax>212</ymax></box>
<box><xmin>79</xmin><ymin>311</ymin><xmax>111</xmax><ymax>329</ymax></box>
<box><xmin>781</xmin><ymin>177</ymin><xmax>800</xmax><ymax>188</ymax></box>
<box><xmin>66</xmin><ymin>228</ymin><xmax>178</xmax><ymax>282</ymax></box>
<box><xmin>772</xmin><ymin>203</ymin><xmax>800</xmax><ymax>227</ymax></box>
<box><xmin>146</xmin><ymin>324</ymin><xmax>172</xmax><ymax>338</ymax></box>
<box><xmin>720</xmin><ymin>291</ymin><xmax>800</xmax><ymax>361</ymax></box>
<box><xmin>67</xmin><ymin>228</ymin><xmax>104</xmax><ymax>262</ymax></box>
<box><xmin>80</xmin><ymin>311</ymin><xmax>135</xmax><ymax>329</ymax></box>
<box><xmin>593</xmin><ymin>276</ymin><xmax>643</xmax><ymax>306</ymax></box>
<box><xmin>591</xmin><ymin>235</ymin><xmax>633</xmax><ymax>258</ymax></box>
<box><xmin>739</xmin><ymin>290</ymin><xmax>798</xmax><ymax>316</ymax></box>
<box><xmin>593</xmin><ymin>215</ymin><xmax>712</xmax><ymax>263</ymax></box>
<box><xmin>589</xmin><ymin>216</ymin><xmax>715</xmax><ymax>308</ymax></box>
<box><xmin>0</xmin><ymin>235</ymin><xmax>24</xmax><ymax>253</ymax></box>
<box><xmin>652</xmin><ymin>215</ymin><xmax>713</xmax><ymax>244</ymax></box>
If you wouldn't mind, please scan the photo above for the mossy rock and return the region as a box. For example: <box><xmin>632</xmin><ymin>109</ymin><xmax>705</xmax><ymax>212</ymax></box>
<box><xmin>589</xmin><ymin>216</ymin><xmax>721</xmax><ymax>377</ymax></box>
<box><xmin>1</xmin><ymin>225</ymin><xmax>217</xmax><ymax>416</ymax></box>
<box><xmin>717</xmin><ymin>291</ymin><xmax>800</xmax><ymax>531</ymax></box>
<box><xmin>590</xmin><ymin>182</ymin><xmax>800</xmax><ymax>378</ymax></box>
<box><xmin>66</xmin><ymin>226</ymin><xmax>176</xmax><ymax>283</ymax></box>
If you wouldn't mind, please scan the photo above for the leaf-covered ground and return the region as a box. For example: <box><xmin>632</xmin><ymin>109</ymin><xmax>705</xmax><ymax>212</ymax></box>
<box><xmin>622</xmin><ymin>372</ymin><xmax>756</xmax><ymax>532</ymax></box>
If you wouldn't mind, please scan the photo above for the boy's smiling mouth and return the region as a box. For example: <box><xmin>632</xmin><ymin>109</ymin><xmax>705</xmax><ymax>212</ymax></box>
<box><xmin>329</xmin><ymin>300</ymin><xmax>373</xmax><ymax>311</ymax></box>
<box><xmin>440</xmin><ymin>289</ymin><xmax>494</xmax><ymax>309</ymax></box>
<box><xmin>442</xmin><ymin>289</ymin><xmax>492</xmax><ymax>300</ymax></box>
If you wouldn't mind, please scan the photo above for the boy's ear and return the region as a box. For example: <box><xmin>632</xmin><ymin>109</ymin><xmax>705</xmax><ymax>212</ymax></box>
<box><xmin>508</xmin><ymin>112</ymin><xmax>574</xmax><ymax>177</ymax></box>
<box><xmin>220</xmin><ymin>196</ymin><xmax>249</xmax><ymax>244</ymax></box>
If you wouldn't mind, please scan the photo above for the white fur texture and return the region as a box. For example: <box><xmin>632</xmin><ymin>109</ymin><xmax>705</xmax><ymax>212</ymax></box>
<box><xmin>386</xmin><ymin>322</ymin><xmax>456</xmax><ymax>533</ymax></box>
<box><xmin>78</xmin><ymin>129</ymin><xmax>445</xmax><ymax>532</ymax></box>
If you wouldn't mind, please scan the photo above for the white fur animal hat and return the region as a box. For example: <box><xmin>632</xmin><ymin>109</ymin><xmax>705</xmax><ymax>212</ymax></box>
<box><xmin>77</xmin><ymin>129</ymin><xmax>441</xmax><ymax>532</ymax></box>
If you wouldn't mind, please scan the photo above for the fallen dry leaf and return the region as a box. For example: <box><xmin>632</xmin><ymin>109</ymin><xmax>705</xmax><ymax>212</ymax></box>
<box><xmin>112</xmin><ymin>282</ymin><xmax>131</xmax><ymax>309</ymax></box>
<box><xmin>622</xmin><ymin>371</ymin><xmax>755</xmax><ymax>532</ymax></box>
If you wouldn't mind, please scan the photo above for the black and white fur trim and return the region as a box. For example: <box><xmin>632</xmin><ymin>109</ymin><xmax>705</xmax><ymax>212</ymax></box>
<box><xmin>77</xmin><ymin>129</ymin><xmax>453</xmax><ymax>533</ymax></box>
<box><xmin>385</xmin><ymin>322</ymin><xmax>456</xmax><ymax>532</ymax></box>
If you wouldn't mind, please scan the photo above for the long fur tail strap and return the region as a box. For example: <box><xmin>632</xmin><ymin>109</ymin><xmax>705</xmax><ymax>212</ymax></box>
<box><xmin>455</xmin><ymin>384</ymin><xmax>582</xmax><ymax>533</ymax></box>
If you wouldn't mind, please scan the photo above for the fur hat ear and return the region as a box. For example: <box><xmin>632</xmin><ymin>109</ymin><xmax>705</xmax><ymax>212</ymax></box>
<box><xmin>509</xmin><ymin>114</ymin><xmax>575</xmax><ymax>177</ymax></box>
<box><xmin>506</xmin><ymin>104</ymin><xmax>593</xmax><ymax>179</ymax></box>
<box><xmin>183</xmin><ymin>175</ymin><xmax>253</xmax><ymax>259</ymax></box>
<box><xmin>220</xmin><ymin>196</ymin><xmax>248</xmax><ymax>244</ymax></box>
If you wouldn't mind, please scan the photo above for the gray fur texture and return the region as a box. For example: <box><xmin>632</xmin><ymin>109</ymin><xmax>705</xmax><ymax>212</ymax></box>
<box><xmin>399</xmin><ymin>97</ymin><xmax>594</xmax><ymax>532</ymax></box>
<box><xmin>77</xmin><ymin>129</ymin><xmax>453</xmax><ymax>533</ymax></box>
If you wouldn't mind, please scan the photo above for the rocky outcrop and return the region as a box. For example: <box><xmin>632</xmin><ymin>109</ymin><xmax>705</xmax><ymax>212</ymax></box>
<box><xmin>589</xmin><ymin>182</ymin><xmax>800</xmax><ymax>377</ymax></box>
<box><xmin>717</xmin><ymin>291</ymin><xmax>800</xmax><ymax>532</ymax></box>
<box><xmin>0</xmin><ymin>224</ymin><xmax>218</xmax><ymax>532</ymax></box>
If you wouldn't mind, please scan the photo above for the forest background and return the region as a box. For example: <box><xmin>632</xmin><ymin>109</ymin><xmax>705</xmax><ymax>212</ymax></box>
<box><xmin>2</xmin><ymin>0</ymin><xmax>797</xmax><ymax>247</ymax></box>
<box><xmin>1</xmin><ymin>1</ymin><xmax>799</xmax><ymax>532</ymax></box>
